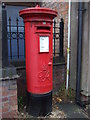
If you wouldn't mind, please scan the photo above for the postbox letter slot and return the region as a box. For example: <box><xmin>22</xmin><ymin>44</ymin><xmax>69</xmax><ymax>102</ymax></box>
<box><xmin>37</xmin><ymin>26</ymin><xmax>50</xmax><ymax>31</ymax></box>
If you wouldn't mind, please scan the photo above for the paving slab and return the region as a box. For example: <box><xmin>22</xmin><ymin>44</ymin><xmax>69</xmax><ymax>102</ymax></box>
<box><xmin>56</xmin><ymin>102</ymin><xmax>89</xmax><ymax>119</ymax></box>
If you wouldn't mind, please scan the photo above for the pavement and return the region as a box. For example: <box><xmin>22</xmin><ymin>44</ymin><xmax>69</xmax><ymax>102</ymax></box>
<box><xmin>56</xmin><ymin>102</ymin><xmax>90</xmax><ymax>119</ymax></box>
<box><xmin>18</xmin><ymin>98</ymin><xmax>90</xmax><ymax>119</ymax></box>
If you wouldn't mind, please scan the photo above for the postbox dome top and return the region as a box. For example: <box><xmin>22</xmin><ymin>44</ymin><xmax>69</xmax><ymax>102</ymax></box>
<box><xmin>19</xmin><ymin>5</ymin><xmax>57</xmax><ymax>20</ymax></box>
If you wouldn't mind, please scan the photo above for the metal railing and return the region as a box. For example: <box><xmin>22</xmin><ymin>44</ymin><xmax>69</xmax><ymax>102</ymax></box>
<box><xmin>53</xmin><ymin>18</ymin><xmax>64</xmax><ymax>57</ymax></box>
<box><xmin>7</xmin><ymin>17</ymin><xmax>25</xmax><ymax>61</ymax></box>
<box><xmin>7</xmin><ymin>17</ymin><xmax>64</xmax><ymax>61</ymax></box>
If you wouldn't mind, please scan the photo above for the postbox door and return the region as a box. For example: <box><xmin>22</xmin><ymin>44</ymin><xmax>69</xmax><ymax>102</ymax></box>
<box><xmin>37</xmin><ymin>33</ymin><xmax>53</xmax><ymax>93</ymax></box>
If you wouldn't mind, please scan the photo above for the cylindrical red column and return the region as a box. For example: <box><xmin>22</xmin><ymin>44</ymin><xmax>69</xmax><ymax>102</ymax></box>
<box><xmin>19</xmin><ymin>5</ymin><xmax>57</xmax><ymax>116</ymax></box>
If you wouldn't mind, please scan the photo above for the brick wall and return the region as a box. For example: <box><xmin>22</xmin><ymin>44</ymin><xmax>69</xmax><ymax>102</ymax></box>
<box><xmin>1</xmin><ymin>78</ymin><xmax>18</xmax><ymax>118</ymax></box>
<box><xmin>41</xmin><ymin>2</ymin><xmax>69</xmax><ymax>60</ymax></box>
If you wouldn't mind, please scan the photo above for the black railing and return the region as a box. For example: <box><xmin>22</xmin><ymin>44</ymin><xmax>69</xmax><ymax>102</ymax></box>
<box><xmin>7</xmin><ymin>17</ymin><xmax>25</xmax><ymax>60</ymax></box>
<box><xmin>53</xmin><ymin>18</ymin><xmax>64</xmax><ymax>57</ymax></box>
<box><xmin>7</xmin><ymin>17</ymin><xmax>64</xmax><ymax>61</ymax></box>
<box><xmin>60</xmin><ymin>18</ymin><xmax>64</xmax><ymax>57</ymax></box>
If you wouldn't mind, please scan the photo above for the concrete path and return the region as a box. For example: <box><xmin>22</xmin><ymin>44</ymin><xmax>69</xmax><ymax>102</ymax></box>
<box><xmin>56</xmin><ymin>102</ymin><xmax>89</xmax><ymax>119</ymax></box>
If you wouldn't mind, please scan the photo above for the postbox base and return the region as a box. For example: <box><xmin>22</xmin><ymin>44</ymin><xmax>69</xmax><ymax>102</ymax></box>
<box><xmin>26</xmin><ymin>91</ymin><xmax>52</xmax><ymax>117</ymax></box>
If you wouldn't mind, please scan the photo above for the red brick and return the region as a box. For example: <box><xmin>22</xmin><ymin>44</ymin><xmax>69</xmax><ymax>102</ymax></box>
<box><xmin>2</xmin><ymin>86</ymin><xmax>8</xmax><ymax>91</ymax></box>
<box><xmin>2</xmin><ymin>97</ymin><xmax>8</xmax><ymax>102</ymax></box>
<box><xmin>2</xmin><ymin>91</ymin><xmax>8</xmax><ymax>97</ymax></box>
<box><xmin>0</xmin><ymin>98</ymin><xmax>2</xmax><ymax>103</ymax></box>
<box><xmin>3</xmin><ymin>110</ymin><xmax>18</xmax><ymax>118</ymax></box>
<box><xmin>2</xmin><ymin>112</ymin><xmax>9</xmax><ymax>118</ymax></box>
<box><xmin>9</xmin><ymin>95</ymin><xmax>17</xmax><ymax>101</ymax></box>
<box><xmin>8</xmin><ymin>90</ymin><xmax>17</xmax><ymax>96</ymax></box>
<box><xmin>2</xmin><ymin>86</ymin><xmax>8</xmax><ymax>97</ymax></box>
<box><xmin>9</xmin><ymin>99</ymin><xmax>17</xmax><ymax>106</ymax></box>
<box><xmin>0</xmin><ymin>108</ymin><xmax>2</xmax><ymax>114</ymax></box>
<box><xmin>65</xmin><ymin>4</ymin><xmax>69</xmax><ymax>9</ymax></box>
<box><xmin>0</xmin><ymin>113</ymin><xmax>2</xmax><ymax>119</ymax></box>
<box><xmin>3</xmin><ymin>101</ymin><xmax>9</xmax><ymax>107</ymax></box>
<box><xmin>10</xmin><ymin>105</ymin><xmax>17</xmax><ymax>111</ymax></box>
<box><xmin>2</xmin><ymin>112</ymin><xmax>10</xmax><ymax>118</ymax></box>
<box><xmin>0</xmin><ymin>86</ymin><xmax>2</xmax><ymax>91</ymax></box>
<box><xmin>2</xmin><ymin>106</ymin><xmax>9</xmax><ymax>113</ymax></box>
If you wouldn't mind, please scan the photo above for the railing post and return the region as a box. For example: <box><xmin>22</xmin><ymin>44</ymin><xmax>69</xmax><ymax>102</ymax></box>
<box><xmin>16</xmin><ymin>18</ymin><xmax>19</xmax><ymax>59</ymax></box>
<box><xmin>59</xmin><ymin>18</ymin><xmax>64</xmax><ymax>57</ymax></box>
<box><xmin>2</xmin><ymin>3</ymin><xmax>9</xmax><ymax>67</ymax></box>
<box><xmin>8</xmin><ymin>17</ymin><xmax>12</xmax><ymax>60</ymax></box>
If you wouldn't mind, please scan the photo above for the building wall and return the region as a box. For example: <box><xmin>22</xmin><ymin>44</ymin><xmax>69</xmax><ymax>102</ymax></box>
<box><xmin>41</xmin><ymin>2</ymin><xmax>69</xmax><ymax>60</ymax></box>
<box><xmin>70</xmin><ymin>2</ymin><xmax>78</xmax><ymax>90</ymax></box>
<box><xmin>81</xmin><ymin>3</ymin><xmax>90</xmax><ymax>97</ymax></box>
<box><xmin>70</xmin><ymin>2</ymin><xmax>90</xmax><ymax>100</ymax></box>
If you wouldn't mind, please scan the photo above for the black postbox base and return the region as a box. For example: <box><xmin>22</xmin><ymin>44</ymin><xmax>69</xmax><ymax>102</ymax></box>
<box><xmin>26</xmin><ymin>91</ymin><xmax>52</xmax><ymax>117</ymax></box>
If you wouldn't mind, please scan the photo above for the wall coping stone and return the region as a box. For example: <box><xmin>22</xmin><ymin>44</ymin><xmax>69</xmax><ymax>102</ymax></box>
<box><xmin>0</xmin><ymin>74</ymin><xmax>19</xmax><ymax>81</ymax></box>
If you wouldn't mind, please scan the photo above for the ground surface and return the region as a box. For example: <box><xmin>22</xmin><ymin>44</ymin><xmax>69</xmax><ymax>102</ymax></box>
<box><xmin>57</xmin><ymin>102</ymin><xmax>89</xmax><ymax>119</ymax></box>
<box><xmin>18</xmin><ymin>96</ymin><xmax>89</xmax><ymax>119</ymax></box>
<box><xmin>18</xmin><ymin>85</ymin><xmax>90</xmax><ymax>119</ymax></box>
<box><xmin>18</xmin><ymin>95</ymin><xmax>66</xmax><ymax>119</ymax></box>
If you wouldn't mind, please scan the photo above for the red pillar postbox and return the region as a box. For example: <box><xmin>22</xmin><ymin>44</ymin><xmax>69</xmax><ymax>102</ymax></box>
<box><xmin>19</xmin><ymin>5</ymin><xmax>57</xmax><ymax>116</ymax></box>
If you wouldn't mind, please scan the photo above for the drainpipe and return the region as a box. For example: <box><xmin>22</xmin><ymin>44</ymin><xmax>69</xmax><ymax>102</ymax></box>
<box><xmin>66</xmin><ymin>0</ymin><xmax>71</xmax><ymax>90</ymax></box>
<box><xmin>76</xmin><ymin>2</ymin><xmax>85</xmax><ymax>106</ymax></box>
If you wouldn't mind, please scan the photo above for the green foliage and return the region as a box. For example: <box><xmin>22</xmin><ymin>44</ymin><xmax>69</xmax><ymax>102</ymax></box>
<box><xmin>67</xmin><ymin>87</ymin><xmax>75</xmax><ymax>100</ymax></box>
<box><xmin>18</xmin><ymin>96</ymin><xmax>24</xmax><ymax>111</ymax></box>
<box><xmin>58</xmin><ymin>82</ymin><xmax>75</xmax><ymax>102</ymax></box>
